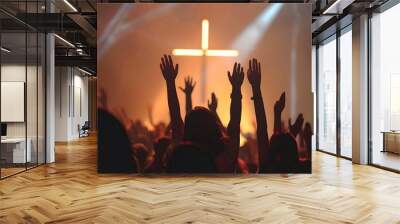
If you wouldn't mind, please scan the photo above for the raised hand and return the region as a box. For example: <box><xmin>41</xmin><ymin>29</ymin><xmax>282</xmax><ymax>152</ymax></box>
<box><xmin>160</xmin><ymin>54</ymin><xmax>184</xmax><ymax>141</ymax></box>
<box><xmin>226</xmin><ymin>62</ymin><xmax>244</xmax><ymax>172</ymax></box>
<box><xmin>303</xmin><ymin>122</ymin><xmax>313</xmax><ymax>145</ymax></box>
<box><xmin>273</xmin><ymin>92</ymin><xmax>286</xmax><ymax>134</ymax></box>
<box><xmin>208</xmin><ymin>92</ymin><xmax>218</xmax><ymax>113</ymax></box>
<box><xmin>246</xmin><ymin>58</ymin><xmax>269</xmax><ymax>172</ymax></box>
<box><xmin>303</xmin><ymin>122</ymin><xmax>313</xmax><ymax>160</ymax></box>
<box><xmin>228</xmin><ymin>62</ymin><xmax>245</xmax><ymax>89</ymax></box>
<box><xmin>179</xmin><ymin>76</ymin><xmax>196</xmax><ymax>96</ymax></box>
<box><xmin>160</xmin><ymin>54</ymin><xmax>179</xmax><ymax>83</ymax></box>
<box><xmin>98</xmin><ymin>88</ymin><xmax>108</xmax><ymax>110</ymax></box>
<box><xmin>247</xmin><ymin>58</ymin><xmax>261</xmax><ymax>89</ymax></box>
<box><xmin>147</xmin><ymin>104</ymin><xmax>155</xmax><ymax>128</ymax></box>
<box><xmin>274</xmin><ymin>92</ymin><xmax>286</xmax><ymax>115</ymax></box>
<box><xmin>180</xmin><ymin>76</ymin><xmax>195</xmax><ymax>114</ymax></box>
<box><xmin>289</xmin><ymin>113</ymin><xmax>304</xmax><ymax>138</ymax></box>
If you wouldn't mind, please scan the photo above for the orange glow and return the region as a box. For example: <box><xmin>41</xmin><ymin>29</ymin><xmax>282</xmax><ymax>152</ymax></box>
<box><xmin>99</xmin><ymin>6</ymin><xmax>314</xmax><ymax>149</ymax></box>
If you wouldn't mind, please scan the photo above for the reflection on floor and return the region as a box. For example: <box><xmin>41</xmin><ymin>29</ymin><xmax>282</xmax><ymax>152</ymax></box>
<box><xmin>1</xmin><ymin>167</ymin><xmax>25</xmax><ymax>178</ymax></box>
<box><xmin>0</xmin><ymin>135</ymin><xmax>400</xmax><ymax>223</ymax></box>
<box><xmin>0</xmin><ymin>163</ymin><xmax>42</xmax><ymax>178</ymax></box>
<box><xmin>340</xmin><ymin>147</ymin><xmax>352</xmax><ymax>158</ymax></box>
<box><xmin>372</xmin><ymin>150</ymin><xmax>400</xmax><ymax>171</ymax></box>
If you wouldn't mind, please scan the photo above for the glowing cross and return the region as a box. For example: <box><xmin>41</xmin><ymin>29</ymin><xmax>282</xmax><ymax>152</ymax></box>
<box><xmin>172</xmin><ymin>19</ymin><xmax>239</xmax><ymax>103</ymax></box>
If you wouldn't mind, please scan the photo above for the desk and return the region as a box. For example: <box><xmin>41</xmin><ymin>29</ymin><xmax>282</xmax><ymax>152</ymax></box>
<box><xmin>1</xmin><ymin>138</ymin><xmax>31</xmax><ymax>163</ymax></box>
<box><xmin>382</xmin><ymin>131</ymin><xmax>400</xmax><ymax>154</ymax></box>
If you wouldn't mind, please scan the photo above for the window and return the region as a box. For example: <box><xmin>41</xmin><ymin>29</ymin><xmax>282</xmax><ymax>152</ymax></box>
<box><xmin>370</xmin><ymin>2</ymin><xmax>400</xmax><ymax>171</ymax></box>
<box><xmin>339</xmin><ymin>28</ymin><xmax>352</xmax><ymax>158</ymax></box>
<box><xmin>317</xmin><ymin>36</ymin><xmax>337</xmax><ymax>154</ymax></box>
<box><xmin>316</xmin><ymin>25</ymin><xmax>353</xmax><ymax>159</ymax></box>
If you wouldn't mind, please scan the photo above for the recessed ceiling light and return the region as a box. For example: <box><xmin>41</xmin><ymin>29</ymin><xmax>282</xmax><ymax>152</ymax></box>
<box><xmin>1</xmin><ymin>47</ymin><xmax>11</xmax><ymax>53</ymax></box>
<box><xmin>63</xmin><ymin>0</ymin><xmax>78</xmax><ymax>12</ymax></box>
<box><xmin>54</xmin><ymin>34</ymin><xmax>75</xmax><ymax>48</ymax></box>
<box><xmin>322</xmin><ymin>0</ymin><xmax>354</xmax><ymax>15</ymax></box>
<box><xmin>78</xmin><ymin>67</ymin><xmax>93</xmax><ymax>76</ymax></box>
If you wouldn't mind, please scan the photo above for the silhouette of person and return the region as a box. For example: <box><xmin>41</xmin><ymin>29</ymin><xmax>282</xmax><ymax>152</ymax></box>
<box><xmin>167</xmin><ymin>142</ymin><xmax>217</xmax><ymax>173</ymax></box>
<box><xmin>160</xmin><ymin>54</ymin><xmax>244</xmax><ymax>173</ymax></box>
<box><xmin>98</xmin><ymin>108</ymin><xmax>137</xmax><ymax>173</ymax></box>
<box><xmin>247</xmin><ymin>58</ymin><xmax>270</xmax><ymax>173</ymax></box>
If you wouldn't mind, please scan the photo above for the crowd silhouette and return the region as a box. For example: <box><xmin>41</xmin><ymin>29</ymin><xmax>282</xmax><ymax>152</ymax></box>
<box><xmin>98</xmin><ymin>55</ymin><xmax>312</xmax><ymax>174</ymax></box>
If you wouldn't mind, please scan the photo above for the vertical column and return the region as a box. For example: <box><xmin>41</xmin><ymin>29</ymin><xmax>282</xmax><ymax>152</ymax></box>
<box><xmin>88</xmin><ymin>77</ymin><xmax>97</xmax><ymax>131</ymax></box>
<box><xmin>46</xmin><ymin>1</ymin><xmax>55</xmax><ymax>163</ymax></box>
<box><xmin>312</xmin><ymin>45</ymin><xmax>317</xmax><ymax>150</ymax></box>
<box><xmin>46</xmin><ymin>33</ymin><xmax>55</xmax><ymax>163</ymax></box>
<box><xmin>352</xmin><ymin>14</ymin><xmax>369</xmax><ymax>164</ymax></box>
<box><xmin>336</xmin><ymin>31</ymin><xmax>341</xmax><ymax>156</ymax></box>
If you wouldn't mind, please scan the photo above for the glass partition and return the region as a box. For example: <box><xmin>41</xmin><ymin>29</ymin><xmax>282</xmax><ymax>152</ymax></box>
<box><xmin>1</xmin><ymin>31</ymin><xmax>28</xmax><ymax>177</ymax></box>
<box><xmin>0</xmin><ymin>2</ymin><xmax>46</xmax><ymax>179</ymax></box>
<box><xmin>317</xmin><ymin>35</ymin><xmax>337</xmax><ymax>154</ymax></box>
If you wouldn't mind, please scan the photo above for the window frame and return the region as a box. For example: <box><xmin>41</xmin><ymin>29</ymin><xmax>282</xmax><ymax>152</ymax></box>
<box><xmin>315</xmin><ymin>24</ymin><xmax>353</xmax><ymax>161</ymax></box>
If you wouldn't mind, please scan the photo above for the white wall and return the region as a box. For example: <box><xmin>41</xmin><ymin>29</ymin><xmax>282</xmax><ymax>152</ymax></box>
<box><xmin>1</xmin><ymin>65</ymin><xmax>37</xmax><ymax>137</ymax></box>
<box><xmin>1</xmin><ymin>64</ymin><xmax>46</xmax><ymax>164</ymax></box>
<box><xmin>55</xmin><ymin>67</ymin><xmax>89</xmax><ymax>141</ymax></box>
<box><xmin>1</xmin><ymin>66</ymin><xmax>26</xmax><ymax>142</ymax></box>
<box><xmin>72</xmin><ymin>73</ymin><xmax>89</xmax><ymax>138</ymax></box>
<box><xmin>1</xmin><ymin>65</ymin><xmax>28</xmax><ymax>141</ymax></box>
<box><xmin>55</xmin><ymin>67</ymin><xmax>70</xmax><ymax>141</ymax></box>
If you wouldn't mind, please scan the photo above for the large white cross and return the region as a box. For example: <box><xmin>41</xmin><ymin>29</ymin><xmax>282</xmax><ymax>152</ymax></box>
<box><xmin>172</xmin><ymin>19</ymin><xmax>239</xmax><ymax>103</ymax></box>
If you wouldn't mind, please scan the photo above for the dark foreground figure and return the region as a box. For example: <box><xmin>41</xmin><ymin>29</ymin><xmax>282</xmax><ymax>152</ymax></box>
<box><xmin>98</xmin><ymin>55</ymin><xmax>312</xmax><ymax>174</ymax></box>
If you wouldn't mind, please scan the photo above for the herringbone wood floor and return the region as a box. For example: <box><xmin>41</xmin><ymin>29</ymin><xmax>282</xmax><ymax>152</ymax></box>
<box><xmin>1</xmin><ymin>135</ymin><xmax>400</xmax><ymax>224</ymax></box>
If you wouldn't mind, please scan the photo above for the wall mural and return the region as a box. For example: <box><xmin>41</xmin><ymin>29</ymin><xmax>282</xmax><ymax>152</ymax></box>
<box><xmin>97</xmin><ymin>3</ymin><xmax>313</xmax><ymax>174</ymax></box>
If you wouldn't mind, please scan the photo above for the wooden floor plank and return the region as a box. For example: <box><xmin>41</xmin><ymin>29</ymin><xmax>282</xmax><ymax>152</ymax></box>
<box><xmin>0</xmin><ymin>135</ymin><xmax>399</xmax><ymax>223</ymax></box>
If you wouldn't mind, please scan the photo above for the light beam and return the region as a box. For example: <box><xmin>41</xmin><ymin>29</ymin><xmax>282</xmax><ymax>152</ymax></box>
<box><xmin>232</xmin><ymin>4</ymin><xmax>282</xmax><ymax>60</ymax></box>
